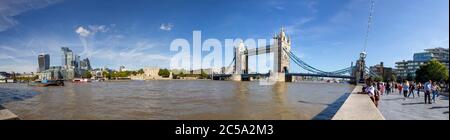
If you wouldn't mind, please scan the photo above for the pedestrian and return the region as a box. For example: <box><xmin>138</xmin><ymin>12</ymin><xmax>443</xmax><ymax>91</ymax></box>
<box><xmin>394</xmin><ymin>82</ymin><xmax>397</xmax><ymax>93</ymax></box>
<box><xmin>408</xmin><ymin>81</ymin><xmax>416</xmax><ymax>98</ymax></box>
<box><xmin>402</xmin><ymin>80</ymin><xmax>409</xmax><ymax>98</ymax></box>
<box><xmin>386</xmin><ymin>82</ymin><xmax>391</xmax><ymax>95</ymax></box>
<box><xmin>432</xmin><ymin>82</ymin><xmax>441</xmax><ymax>103</ymax></box>
<box><xmin>398</xmin><ymin>83</ymin><xmax>403</xmax><ymax>95</ymax></box>
<box><xmin>416</xmin><ymin>82</ymin><xmax>421</xmax><ymax>97</ymax></box>
<box><xmin>364</xmin><ymin>79</ymin><xmax>378</xmax><ymax>107</ymax></box>
<box><xmin>424</xmin><ymin>80</ymin><xmax>432</xmax><ymax>104</ymax></box>
<box><xmin>380</xmin><ymin>82</ymin><xmax>385</xmax><ymax>96</ymax></box>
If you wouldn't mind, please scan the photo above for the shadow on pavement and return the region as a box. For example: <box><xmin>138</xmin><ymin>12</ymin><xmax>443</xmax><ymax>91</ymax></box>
<box><xmin>443</xmin><ymin>111</ymin><xmax>449</xmax><ymax>114</ymax></box>
<box><xmin>383</xmin><ymin>97</ymin><xmax>405</xmax><ymax>101</ymax></box>
<box><xmin>402</xmin><ymin>102</ymin><xmax>425</xmax><ymax>105</ymax></box>
<box><xmin>429</xmin><ymin>106</ymin><xmax>449</xmax><ymax>109</ymax></box>
<box><xmin>311</xmin><ymin>92</ymin><xmax>351</xmax><ymax>120</ymax></box>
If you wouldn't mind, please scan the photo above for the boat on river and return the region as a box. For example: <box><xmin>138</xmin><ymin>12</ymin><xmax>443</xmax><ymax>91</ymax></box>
<box><xmin>72</xmin><ymin>78</ymin><xmax>91</xmax><ymax>83</ymax></box>
<box><xmin>28</xmin><ymin>79</ymin><xmax>65</xmax><ymax>87</ymax></box>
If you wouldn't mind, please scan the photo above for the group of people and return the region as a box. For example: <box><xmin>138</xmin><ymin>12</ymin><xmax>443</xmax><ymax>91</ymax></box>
<box><xmin>362</xmin><ymin>78</ymin><xmax>442</xmax><ymax>107</ymax></box>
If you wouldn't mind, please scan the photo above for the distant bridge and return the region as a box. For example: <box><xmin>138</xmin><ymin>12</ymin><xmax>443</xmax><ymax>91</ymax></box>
<box><xmin>212</xmin><ymin>28</ymin><xmax>379</xmax><ymax>83</ymax></box>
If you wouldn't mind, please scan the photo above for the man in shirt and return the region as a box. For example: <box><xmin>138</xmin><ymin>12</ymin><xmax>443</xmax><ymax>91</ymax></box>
<box><xmin>424</xmin><ymin>80</ymin><xmax>432</xmax><ymax>104</ymax></box>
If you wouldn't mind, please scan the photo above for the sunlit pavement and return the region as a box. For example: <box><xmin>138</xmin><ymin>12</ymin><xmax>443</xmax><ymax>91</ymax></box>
<box><xmin>378</xmin><ymin>91</ymin><xmax>449</xmax><ymax>120</ymax></box>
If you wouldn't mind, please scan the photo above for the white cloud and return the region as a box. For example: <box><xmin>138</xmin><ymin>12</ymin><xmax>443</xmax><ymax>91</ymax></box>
<box><xmin>88</xmin><ymin>25</ymin><xmax>109</xmax><ymax>33</ymax></box>
<box><xmin>76</xmin><ymin>24</ymin><xmax>112</xmax><ymax>38</ymax></box>
<box><xmin>160</xmin><ymin>23</ymin><xmax>173</xmax><ymax>31</ymax></box>
<box><xmin>75</xmin><ymin>26</ymin><xmax>91</xmax><ymax>37</ymax></box>
<box><xmin>284</xmin><ymin>17</ymin><xmax>314</xmax><ymax>35</ymax></box>
<box><xmin>0</xmin><ymin>0</ymin><xmax>62</xmax><ymax>32</ymax></box>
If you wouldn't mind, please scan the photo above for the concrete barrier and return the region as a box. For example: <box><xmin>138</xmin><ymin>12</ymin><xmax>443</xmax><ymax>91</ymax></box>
<box><xmin>0</xmin><ymin>105</ymin><xmax>20</xmax><ymax>120</ymax></box>
<box><xmin>332</xmin><ymin>85</ymin><xmax>385</xmax><ymax>120</ymax></box>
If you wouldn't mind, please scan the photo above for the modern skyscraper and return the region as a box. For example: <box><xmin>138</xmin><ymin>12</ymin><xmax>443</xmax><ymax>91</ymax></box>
<box><xmin>61</xmin><ymin>47</ymin><xmax>74</xmax><ymax>69</ymax></box>
<box><xmin>38</xmin><ymin>54</ymin><xmax>50</xmax><ymax>72</ymax></box>
<box><xmin>80</xmin><ymin>58</ymin><xmax>92</xmax><ymax>70</ymax></box>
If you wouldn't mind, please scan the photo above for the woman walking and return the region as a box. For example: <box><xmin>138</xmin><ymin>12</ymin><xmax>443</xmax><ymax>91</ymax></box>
<box><xmin>402</xmin><ymin>80</ymin><xmax>410</xmax><ymax>98</ymax></box>
<box><xmin>416</xmin><ymin>82</ymin><xmax>422</xmax><ymax>97</ymax></box>
<box><xmin>432</xmin><ymin>82</ymin><xmax>440</xmax><ymax>103</ymax></box>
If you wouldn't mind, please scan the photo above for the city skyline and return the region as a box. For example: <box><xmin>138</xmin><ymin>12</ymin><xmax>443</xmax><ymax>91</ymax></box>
<box><xmin>0</xmin><ymin>0</ymin><xmax>449</xmax><ymax>73</ymax></box>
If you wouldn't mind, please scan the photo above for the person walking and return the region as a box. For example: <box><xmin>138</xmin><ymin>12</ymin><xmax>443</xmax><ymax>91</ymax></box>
<box><xmin>394</xmin><ymin>82</ymin><xmax>398</xmax><ymax>93</ymax></box>
<box><xmin>416</xmin><ymin>82</ymin><xmax>422</xmax><ymax>97</ymax></box>
<box><xmin>432</xmin><ymin>82</ymin><xmax>441</xmax><ymax>103</ymax></box>
<box><xmin>380</xmin><ymin>82</ymin><xmax>385</xmax><ymax>96</ymax></box>
<box><xmin>408</xmin><ymin>81</ymin><xmax>416</xmax><ymax>98</ymax></box>
<box><xmin>398</xmin><ymin>83</ymin><xmax>403</xmax><ymax>95</ymax></box>
<box><xmin>424</xmin><ymin>80</ymin><xmax>432</xmax><ymax>104</ymax></box>
<box><xmin>402</xmin><ymin>80</ymin><xmax>409</xmax><ymax>98</ymax></box>
<box><xmin>386</xmin><ymin>82</ymin><xmax>391</xmax><ymax>95</ymax></box>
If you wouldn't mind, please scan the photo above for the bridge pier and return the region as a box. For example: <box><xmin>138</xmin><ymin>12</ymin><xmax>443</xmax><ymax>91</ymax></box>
<box><xmin>285</xmin><ymin>74</ymin><xmax>293</xmax><ymax>82</ymax></box>
<box><xmin>231</xmin><ymin>74</ymin><xmax>242</xmax><ymax>81</ymax></box>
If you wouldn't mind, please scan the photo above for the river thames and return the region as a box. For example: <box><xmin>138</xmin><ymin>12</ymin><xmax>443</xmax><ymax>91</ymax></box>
<box><xmin>0</xmin><ymin>81</ymin><xmax>354</xmax><ymax>120</ymax></box>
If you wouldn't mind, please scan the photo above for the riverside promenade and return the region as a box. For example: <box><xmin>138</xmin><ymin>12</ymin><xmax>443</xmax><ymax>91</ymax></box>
<box><xmin>378</xmin><ymin>91</ymin><xmax>449</xmax><ymax>120</ymax></box>
<box><xmin>0</xmin><ymin>105</ymin><xmax>19</xmax><ymax>120</ymax></box>
<box><xmin>332</xmin><ymin>85</ymin><xmax>385</xmax><ymax>120</ymax></box>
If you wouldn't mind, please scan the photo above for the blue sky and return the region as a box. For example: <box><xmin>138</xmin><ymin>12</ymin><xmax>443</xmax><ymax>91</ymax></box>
<box><xmin>0</xmin><ymin>0</ymin><xmax>448</xmax><ymax>73</ymax></box>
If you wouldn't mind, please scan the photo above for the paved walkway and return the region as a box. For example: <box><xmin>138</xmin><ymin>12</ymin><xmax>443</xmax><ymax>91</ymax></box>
<box><xmin>378</xmin><ymin>91</ymin><xmax>449</xmax><ymax>120</ymax></box>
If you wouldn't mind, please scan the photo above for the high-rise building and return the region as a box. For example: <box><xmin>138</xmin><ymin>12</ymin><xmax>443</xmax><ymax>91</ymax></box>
<box><xmin>38</xmin><ymin>54</ymin><xmax>50</xmax><ymax>72</ymax></box>
<box><xmin>61</xmin><ymin>47</ymin><xmax>74</xmax><ymax>69</ymax></box>
<box><xmin>395</xmin><ymin>47</ymin><xmax>449</xmax><ymax>80</ymax></box>
<box><xmin>80</xmin><ymin>58</ymin><xmax>92</xmax><ymax>70</ymax></box>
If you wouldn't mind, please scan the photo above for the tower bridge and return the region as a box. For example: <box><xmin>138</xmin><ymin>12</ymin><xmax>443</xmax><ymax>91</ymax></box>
<box><xmin>212</xmin><ymin>27</ymin><xmax>379</xmax><ymax>84</ymax></box>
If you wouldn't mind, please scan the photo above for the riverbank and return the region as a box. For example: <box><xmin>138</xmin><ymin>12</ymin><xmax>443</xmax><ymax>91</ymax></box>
<box><xmin>0</xmin><ymin>105</ymin><xmax>19</xmax><ymax>120</ymax></box>
<box><xmin>332</xmin><ymin>85</ymin><xmax>385</xmax><ymax>120</ymax></box>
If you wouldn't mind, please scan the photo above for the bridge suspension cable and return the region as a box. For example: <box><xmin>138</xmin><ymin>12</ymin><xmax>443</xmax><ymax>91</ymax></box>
<box><xmin>224</xmin><ymin>57</ymin><xmax>236</xmax><ymax>74</ymax></box>
<box><xmin>283</xmin><ymin>48</ymin><xmax>352</xmax><ymax>76</ymax></box>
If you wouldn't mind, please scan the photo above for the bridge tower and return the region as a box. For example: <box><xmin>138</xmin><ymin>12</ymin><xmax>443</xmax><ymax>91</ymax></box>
<box><xmin>273</xmin><ymin>27</ymin><xmax>291</xmax><ymax>73</ymax></box>
<box><xmin>352</xmin><ymin>52</ymin><xmax>367</xmax><ymax>84</ymax></box>
<box><xmin>234</xmin><ymin>42</ymin><xmax>247</xmax><ymax>74</ymax></box>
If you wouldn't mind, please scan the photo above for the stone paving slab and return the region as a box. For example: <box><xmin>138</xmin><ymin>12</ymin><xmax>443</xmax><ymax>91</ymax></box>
<box><xmin>378</xmin><ymin>92</ymin><xmax>449</xmax><ymax>120</ymax></box>
<box><xmin>0</xmin><ymin>109</ymin><xmax>19</xmax><ymax>120</ymax></box>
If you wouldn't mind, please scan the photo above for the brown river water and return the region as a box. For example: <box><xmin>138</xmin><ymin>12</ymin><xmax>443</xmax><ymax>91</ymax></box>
<box><xmin>0</xmin><ymin>80</ymin><xmax>354</xmax><ymax>120</ymax></box>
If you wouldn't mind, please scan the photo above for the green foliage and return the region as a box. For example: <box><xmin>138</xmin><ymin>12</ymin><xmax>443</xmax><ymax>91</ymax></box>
<box><xmin>390</xmin><ymin>74</ymin><xmax>397</xmax><ymax>82</ymax></box>
<box><xmin>137</xmin><ymin>69</ymin><xmax>144</xmax><ymax>74</ymax></box>
<box><xmin>373</xmin><ymin>76</ymin><xmax>383</xmax><ymax>82</ymax></box>
<box><xmin>82</xmin><ymin>71</ymin><xmax>92</xmax><ymax>78</ymax></box>
<box><xmin>200</xmin><ymin>70</ymin><xmax>209</xmax><ymax>79</ymax></box>
<box><xmin>102</xmin><ymin>71</ymin><xmax>111</xmax><ymax>79</ymax></box>
<box><xmin>415</xmin><ymin>60</ymin><xmax>449</xmax><ymax>83</ymax></box>
<box><xmin>158</xmin><ymin>69</ymin><xmax>171</xmax><ymax>77</ymax></box>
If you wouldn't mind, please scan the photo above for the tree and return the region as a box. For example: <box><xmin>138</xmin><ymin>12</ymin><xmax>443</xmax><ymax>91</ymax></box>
<box><xmin>158</xmin><ymin>69</ymin><xmax>171</xmax><ymax>77</ymax></box>
<box><xmin>373</xmin><ymin>76</ymin><xmax>383</xmax><ymax>82</ymax></box>
<box><xmin>390</xmin><ymin>74</ymin><xmax>397</xmax><ymax>82</ymax></box>
<box><xmin>137</xmin><ymin>69</ymin><xmax>144</xmax><ymax>75</ymax></box>
<box><xmin>82</xmin><ymin>71</ymin><xmax>92</xmax><ymax>78</ymax></box>
<box><xmin>415</xmin><ymin>60</ymin><xmax>449</xmax><ymax>83</ymax></box>
<box><xmin>32</xmin><ymin>75</ymin><xmax>39</xmax><ymax>81</ymax></box>
<box><xmin>200</xmin><ymin>70</ymin><xmax>209</xmax><ymax>79</ymax></box>
<box><xmin>102</xmin><ymin>71</ymin><xmax>111</xmax><ymax>79</ymax></box>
